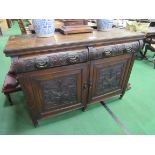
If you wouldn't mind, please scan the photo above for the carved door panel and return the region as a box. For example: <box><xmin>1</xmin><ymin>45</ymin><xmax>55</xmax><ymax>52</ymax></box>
<box><xmin>88</xmin><ymin>54</ymin><xmax>132</xmax><ymax>103</ymax></box>
<box><xmin>18</xmin><ymin>63</ymin><xmax>89</xmax><ymax>119</ymax></box>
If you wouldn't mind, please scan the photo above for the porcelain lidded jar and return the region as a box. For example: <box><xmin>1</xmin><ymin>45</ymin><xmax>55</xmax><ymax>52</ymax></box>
<box><xmin>32</xmin><ymin>19</ymin><xmax>55</xmax><ymax>37</ymax></box>
<box><xmin>97</xmin><ymin>19</ymin><xmax>113</xmax><ymax>31</ymax></box>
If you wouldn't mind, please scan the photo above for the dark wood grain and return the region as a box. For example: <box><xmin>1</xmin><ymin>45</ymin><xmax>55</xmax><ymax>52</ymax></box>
<box><xmin>18</xmin><ymin>63</ymin><xmax>89</xmax><ymax>125</ymax></box>
<box><xmin>4</xmin><ymin>29</ymin><xmax>144</xmax><ymax>56</ymax></box>
<box><xmin>4</xmin><ymin>29</ymin><xmax>144</xmax><ymax>126</ymax></box>
<box><xmin>88</xmin><ymin>54</ymin><xmax>132</xmax><ymax>103</ymax></box>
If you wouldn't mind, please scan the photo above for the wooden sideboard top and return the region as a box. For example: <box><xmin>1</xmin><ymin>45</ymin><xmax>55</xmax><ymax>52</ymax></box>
<box><xmin>4</xmin><ymin>28</ymin><xmax>145</xmax><ymax>56</ymax></box>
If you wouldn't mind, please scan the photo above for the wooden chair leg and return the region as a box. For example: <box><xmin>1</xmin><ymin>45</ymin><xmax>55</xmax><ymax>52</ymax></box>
<box><xmin>143</xmin><ymin>44</ymin><xmax>149</xmax><ymax>59</ymax></box>
<box><xmin>5</xmin><ymin>93</ymin><xmax>13</xmax><ymax>105</ymax></box>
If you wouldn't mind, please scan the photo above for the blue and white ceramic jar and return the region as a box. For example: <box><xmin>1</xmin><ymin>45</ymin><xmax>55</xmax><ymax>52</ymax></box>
<box><xmin>97</xmin><ymin>19</ymin><xmax>113</xmax><ymax>31</ymax></box>
<box><xmin>32</xmin><ymin>19</ymin><xmax>55</xmax><ymax>37</ymax></box>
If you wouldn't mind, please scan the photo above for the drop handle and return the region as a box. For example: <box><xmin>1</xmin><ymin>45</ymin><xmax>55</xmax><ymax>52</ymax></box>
<box><xmin>35</xmin><ymin>58</ymin><xmax>49</xmax><ymax>69</ymax></box>
<box><xmin>104</xmin><ymin>50</ymin><xmax>111</xmax><ymax>56</ymax></box>
<box><xmin>67</xmin><ymin>56</ymin><xmax>79</xmax><ymax>64</ymax></box>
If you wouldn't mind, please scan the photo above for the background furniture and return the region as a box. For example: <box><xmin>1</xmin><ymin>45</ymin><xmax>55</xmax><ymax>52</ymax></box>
<box><xmin>4</xmin><ymin>29</ymin><xmax>144</xmax><ymax>127</ymax></box>
<box><xmin>142</xmin><ymin>27</ymin><xmax>155</xmax><ymax>68</ymax></box>
<box><xmin>17</xmin><ymin>19</ymin><xmax>32</xmax><ymax>34</ymax></box>
<box><xmin>2</xmin><ymin>65</ymin><xmax>21</xmax><ymax>105</ymax></box>
<box><xmin>6</xmin><ymin>19</ymin><xmax>13</xmax><ymax>28</ymax></box>
<box><xmin>0</xmin><ymin>19</ymin><xmax>8</xmax><ymax>34</ymax></box>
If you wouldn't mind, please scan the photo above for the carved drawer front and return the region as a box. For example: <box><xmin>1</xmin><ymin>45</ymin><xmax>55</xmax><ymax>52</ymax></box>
<box><xmin>13</xmin><ymin>48</ymin><xmax>88</xmax><ymax>73</ymax></box>
<box><xmin>18</xmin><ymin>63</ymin><xmax>88</xmax><ymax>119</ymax></box>
<box><xmin>88</xmin><ymin>41</ymin><xmax>141</xmax><ymax>60</ymax></box>
<box><xmin>89</xmin><ymin>54</ymin><xmax>131</xmax><ymax>103</ymax></box>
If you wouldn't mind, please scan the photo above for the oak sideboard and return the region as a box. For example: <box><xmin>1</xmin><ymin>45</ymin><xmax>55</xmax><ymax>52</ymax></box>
<box><xmin>4</xmin><ymin>28</ymin><xmax>144</xmax><ymax>126</ymax></box>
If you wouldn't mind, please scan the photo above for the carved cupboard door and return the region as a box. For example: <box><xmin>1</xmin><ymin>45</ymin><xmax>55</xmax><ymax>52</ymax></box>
<box><xmin>18</xmin><ymin>63</ymin><xmax>89</xmax><ymax>120</ymax></box>
<box><xmin>88</xmin><ymin>54</ymin><xmax>132</xmax><ymax>103</ymax></box>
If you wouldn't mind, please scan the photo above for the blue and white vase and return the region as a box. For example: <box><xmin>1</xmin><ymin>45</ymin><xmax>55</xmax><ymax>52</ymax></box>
<box><xmin>97</xmin><ymin>19</ymin><xmax>113</xmax><ymax>31</ymax></box>
<box><xmin>32</xmin><ymin>19</ymin><xmax>55</xmax><ymax>37</ymax></box>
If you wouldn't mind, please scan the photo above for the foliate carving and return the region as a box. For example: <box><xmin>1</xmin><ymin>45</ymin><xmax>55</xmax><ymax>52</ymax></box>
<box><xmin>96</xmin><ymin>62</ymin><xmax>126</xmax><ymax>95</ymax></box>
<box><xmin>40</xmin><ymin>76</ymin><xmax>77</xmax><ymax>109</ymax></box>
<box><xmin>89</xmin><ymin>41</ymin><xmax>141</xmax><ymax>60</ymax></box>
<box><xmin>124</xmin><ymin>41</ymin><xmax>138</xmax><ymax>52</ymax></box>
<box><xmin>14</xmin><ymin>50</ymin><xmax>88</xmax><ymax>73</ymax></box>
<box><xmin>13</xmin><ymin>40</ymin><xmax>142</xmax><ymax>73</ymax></box>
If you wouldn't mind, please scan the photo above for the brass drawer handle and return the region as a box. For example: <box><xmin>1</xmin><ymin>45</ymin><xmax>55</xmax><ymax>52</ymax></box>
<box><xmin>104</xmin><ymin>50</ymin><xmax>111</xmax><ymax>56</ymax></box>
<box><xmin>67</xmin><ymin>56</ymin><xmax>79</xmax><ymax>64</ymax></box>
<box><xmin>35</xmin><ymin>58</ymin><xmax>49</xmax><ymax>69</ymax></box>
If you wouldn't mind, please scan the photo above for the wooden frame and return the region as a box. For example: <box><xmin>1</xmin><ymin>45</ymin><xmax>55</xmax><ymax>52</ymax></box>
<box><xmin>4</xmin><ymin>29</ymin><xmax>144</xmax><ymax>127</ymax></box>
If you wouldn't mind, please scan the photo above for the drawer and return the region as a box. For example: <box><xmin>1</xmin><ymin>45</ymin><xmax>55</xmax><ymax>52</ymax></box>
<box><xmin>88</xmin><ymin>41</ymin><xmax>141</xmax><ymax>60</ymax></box>
<box><xmin>13</xmin><ymin>48</ymin><xmax>88</xmax><ymax>73</ymax></box>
